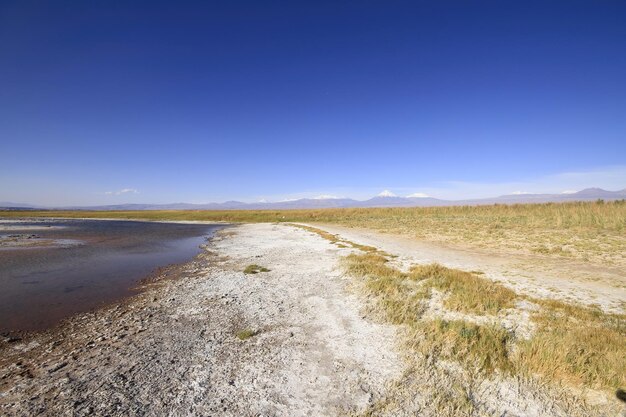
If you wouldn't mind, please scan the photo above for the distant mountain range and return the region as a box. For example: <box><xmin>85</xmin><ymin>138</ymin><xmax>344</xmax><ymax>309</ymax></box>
<box><xmin>1</xmin><ymin>188</ymin><xmax>625</xmax><ymax>211</ymax></box>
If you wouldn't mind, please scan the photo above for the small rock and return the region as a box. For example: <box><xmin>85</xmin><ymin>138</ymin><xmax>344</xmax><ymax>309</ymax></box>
<box><xmin>48</xmin><ymin>362</ymin><xmax>68</xmax><ymax>373</ymax></box>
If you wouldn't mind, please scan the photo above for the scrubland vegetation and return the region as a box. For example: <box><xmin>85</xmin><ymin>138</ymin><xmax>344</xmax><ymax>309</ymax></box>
<box><xmin>5</xmin><ymin>201</ymin><xmax>626</xmax><ymax>406</ymax></box>
<box><xmin>343</xmin><ymin>252</ymin><xmax>626</xmax><ymax>395</ymax></box>
<box><xmin>288</xmin><ymin>223</ymin><xmax>626</xmax><ymax>399</ymax></box>
<box><xmin>6</xmin><ymin>200</ymin><xmax>625</xmax><ymax>265</ymax></box>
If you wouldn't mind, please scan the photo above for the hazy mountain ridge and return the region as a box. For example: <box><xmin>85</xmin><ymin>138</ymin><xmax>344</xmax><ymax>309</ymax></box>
<box><xmin>1</xmin><ymin>188</ymin><xmax>624</xmax><ymax>211</ymax></box>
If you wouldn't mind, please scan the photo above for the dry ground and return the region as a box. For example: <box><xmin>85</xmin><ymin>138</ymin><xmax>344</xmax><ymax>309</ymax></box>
<box><xmin>311</xmin><ymin>223</ymin><xmax>626</xmax><ymax>314</ymax></box>
<box><xmin>1</xmin><ymin>223</ymin><xmax>624</xmax><ymax>416</ymax></box>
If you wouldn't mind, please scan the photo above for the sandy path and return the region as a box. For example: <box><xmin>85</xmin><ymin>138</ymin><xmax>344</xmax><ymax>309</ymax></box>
<box><xmin>309</xmin><ymin>224</ymin><xmax>626</xmax><ymax>313</ymax></box>
<box><xmin>0</xmin><ymin>223</ymin><xmax>401</xmax><ymax>416</ymax></box>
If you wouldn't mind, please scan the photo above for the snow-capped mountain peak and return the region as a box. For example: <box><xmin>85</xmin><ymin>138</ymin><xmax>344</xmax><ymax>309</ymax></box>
<box><xmin>377</xmin><ymin>190</ymin><xmax>397</xmax><ymax>197</ymax></box>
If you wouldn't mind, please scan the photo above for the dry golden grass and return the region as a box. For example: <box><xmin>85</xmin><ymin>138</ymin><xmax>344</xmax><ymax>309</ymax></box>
<box><xmin>344</xmin><ymin>253</ymin><xmax>430</xmax><ymax>325</ymax></box>
<box><xmin>5</xmin><ymin>200</ymin><xmax>625</xmax><ymax>265</ymax></box>
<box><xmin>414</xmin><ymin>319</ymin><xmax>512</xmax><ymax>374</ymax></box>
<box><xmin>290</xmin><ymin>224</ymin><xmax>380</xmax><ymax>253</ymax></box>
<box><xmin>410</xmin><ymin>264</ymin><xmax>517</xmax><ymax>315</ymax></box>
<box><xmin>235</xmin><ymin>328</ymin><xmax>258</xmax><ymax>340</ymax></box>
<box><xmin>4</xmin><ymin>203</ymin><xmax>626</xmax><ymax>393</ymax></box>
<box><xmin>344</xmin><ymin>253</ymin><xmax>514</xmax><ymax>375</ymax></box>
<box><xmin>345</xmin><ymin>253</ymin><xmax>516</xmax><ymax>317</ymax></box>
<box><xmin>515</xmin><ymin>299</ymin><xmax>626</xmax><ymax>390</ymax></box>
<box><xmin>343</xmin><ymin>252</ymin><xmax>626</xmax><ymax>393</ymax></box>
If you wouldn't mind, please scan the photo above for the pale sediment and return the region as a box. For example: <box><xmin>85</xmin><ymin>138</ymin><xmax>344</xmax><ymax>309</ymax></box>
<box><xmin>0</xmin><ymin>223</ymin><xmax>401</xmax><ymax>416</ymax></box>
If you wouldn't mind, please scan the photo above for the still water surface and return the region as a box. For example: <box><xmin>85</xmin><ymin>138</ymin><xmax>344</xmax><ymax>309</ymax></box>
<box><xmin>0</xmin><ymin>218</ymin><xmax>223</xmax><ymax>332</ymax></box>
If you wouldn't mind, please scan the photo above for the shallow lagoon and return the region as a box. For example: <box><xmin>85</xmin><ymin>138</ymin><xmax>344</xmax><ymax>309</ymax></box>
<box><xmin>0</xmin><ymin>218</ymin><xmax>222</xmax><ymax>332</ymax></box>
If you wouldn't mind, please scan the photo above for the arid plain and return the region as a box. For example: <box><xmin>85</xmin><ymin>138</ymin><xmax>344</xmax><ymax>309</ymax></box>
<box><xmin>1</xmin><ymin>201</ymin><xmax>625</xmax><ymax>416</ymax></box>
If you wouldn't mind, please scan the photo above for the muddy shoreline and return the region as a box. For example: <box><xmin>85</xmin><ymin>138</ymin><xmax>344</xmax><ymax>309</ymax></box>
<box><xmin>0</xmin><ymin>224</ymin><xmax>401</xmax><ymax>416</ymax></box>
<box><xmin>0</xmin><ymin>253</ymin><xmax>198</xmax><ymax>343</ymax></box>
<box><xmin>0</xmin><ymin>231</ymin><xmax>234</xmax><ymax>415</ymax></box>
<box><xmin>0</xmin><ymin>218</ymin><xmax>225</xmax><ymax>332</ymax></box>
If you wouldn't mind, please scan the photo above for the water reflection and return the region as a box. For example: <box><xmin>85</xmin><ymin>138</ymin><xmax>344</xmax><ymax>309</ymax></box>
<box><xmin>0</xmin><ymin>219</ymin><xmax>223</xmax><ymax>332</ymax></box>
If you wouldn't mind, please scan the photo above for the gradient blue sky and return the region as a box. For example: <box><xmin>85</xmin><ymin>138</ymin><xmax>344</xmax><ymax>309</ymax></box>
<box><xmin>1</xmin><ymin>1</ymin><xmax>625</xmax><ymax>205</ymax></box>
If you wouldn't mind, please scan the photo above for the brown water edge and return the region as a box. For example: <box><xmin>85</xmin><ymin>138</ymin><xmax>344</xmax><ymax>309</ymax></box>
<box><xmin>0</xmin><ymin>238</ymin><xmax>222</xmax><ymax>345</ymax></box>
<box><xmin>0</xmin><ymin>219</ymin><xmax>228</xmax><ymax>334</ymax></box>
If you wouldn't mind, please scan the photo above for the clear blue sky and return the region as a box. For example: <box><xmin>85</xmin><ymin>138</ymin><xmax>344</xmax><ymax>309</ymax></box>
<box><xmin>1</xmin><ymin>1</ymin><xmax>625</xmax><ymax>205</ymax></box>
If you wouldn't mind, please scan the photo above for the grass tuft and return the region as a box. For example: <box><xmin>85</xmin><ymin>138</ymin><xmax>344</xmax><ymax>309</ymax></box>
<box><xmin>346</xmin><ymin>253</ymin><xmax>516</xmax><ymax>317</ymax></box>
<box><xmin>344</xmin><ymin>253</ymin><xmax>429</xmax><ymax>324</ymax></box>
<box><xmin>344</xmin><ymin>253</ymin><xmax>514</xmax><ymax>375</ymax></box>
<box><xmin>515</xmin><ymin>299</ymin><xmax>626</xmax><ymax>390</ymax></box>
<box><xmin>410</xmin><ymin>264</ymin><xmax>517</xmax><ymax>314</ymax></box>
<box><xmin>413</xmin><ymin>319</ymin><xmax>512</xmax><ymax>374</ymax></box>
<box><xmin>236</xmin><ymin>329</ymin><xmax>258</xmax><ymax>340</ymax></box>
<box><xmin>243</xmin><ymin>264</ymin><xmax>270</xmax><ymax>274</ymax></box>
